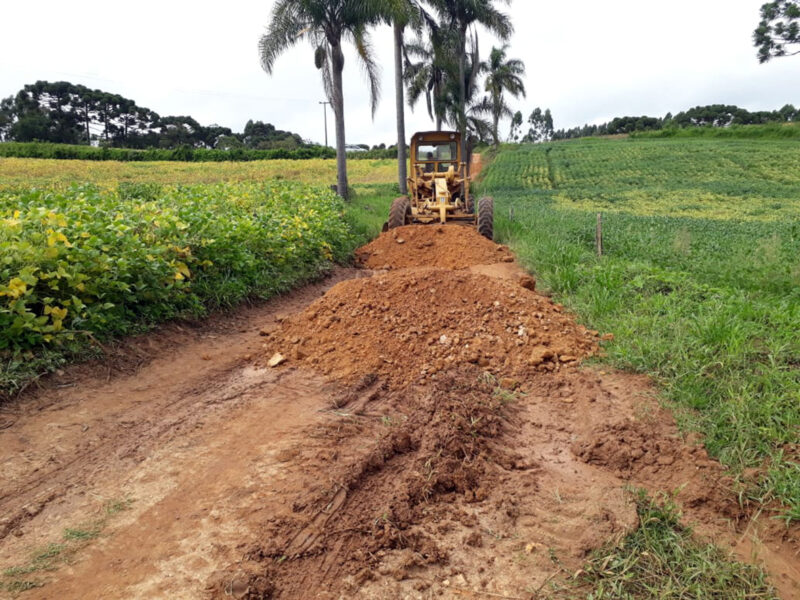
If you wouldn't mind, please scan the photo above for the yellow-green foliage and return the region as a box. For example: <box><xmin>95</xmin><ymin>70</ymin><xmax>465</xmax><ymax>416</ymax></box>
<box><xmin>0</xmin><ymin>182</ymin><xmax>354</xmax><ymax>356</ymax></box>
<box><xmin>0</xmin><ymin>157</ymin><xmax>397</xmax><ymax>190</ymax></box>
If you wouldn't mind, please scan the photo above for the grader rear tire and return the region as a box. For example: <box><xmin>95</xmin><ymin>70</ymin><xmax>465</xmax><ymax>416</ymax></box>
<box><xmin>478</xmin><ymin>196</ymin><xmax>494</xmax><ymax>240</ymax></box>
<box><xmin>388</xmin><ymin>197</ymin><xmax>411</xmax><ymax>229</ymax></box>
<box><xmin>465</xmin><ymin>194</ymin><xmax>475</xmax><ymax>214</ymax></box>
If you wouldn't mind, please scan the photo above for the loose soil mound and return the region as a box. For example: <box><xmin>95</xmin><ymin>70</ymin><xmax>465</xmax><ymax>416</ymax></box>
<box><xmin>355</xmin><ymin>225</ymin><xmax>513</xmax><ymax>270</ymax></box>
<box><xmin>244</xmin><ymin>230</ymin><xmax>800</xmax><ymax>599</ymax></box>
<box><xmin>263</xmin><ymin>268</ymin><xmax>598</xmax><ymax>387</ymax></box>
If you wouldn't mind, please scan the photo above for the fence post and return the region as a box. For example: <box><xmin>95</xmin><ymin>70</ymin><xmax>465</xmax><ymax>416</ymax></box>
<box><xmin>596</xmin><ymin>213</ymin><xmax>603</xmax><ymax>257</ymax></box>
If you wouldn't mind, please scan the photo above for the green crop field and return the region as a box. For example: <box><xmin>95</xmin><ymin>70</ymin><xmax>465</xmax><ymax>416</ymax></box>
<box><xmin>483</xmin><ymin>137</ymin><xmax>800</xmax><ymax>521</ymax></box>
<box><xmin>0</xmin><ymin>156</ymin><xmax>397</xmax><ymax>190</ymax></box>
<box><xmin>0</xmin><ymin>179</ymin><xmax>392</xmax><ymax>398</ymax></box>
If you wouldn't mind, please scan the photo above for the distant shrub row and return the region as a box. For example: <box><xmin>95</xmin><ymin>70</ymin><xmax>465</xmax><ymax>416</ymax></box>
<box><xmin>629</xmin><ymin>122</ymin><xmax>800</xmax><ymax>140</ymax></box>
<box><xmin>347</xmin><ymin>148</ymin><xmax>399</xmax><ymax>159</ymax></box>
<box><xmin>0</xmin><ymin>142</ymin><xmax>336</xmax><ymax>162</ymax></box>
<box><xmin>0</xmin><ymin>141</ymin><xmax>405</xmax><ymax>162</ymax></box>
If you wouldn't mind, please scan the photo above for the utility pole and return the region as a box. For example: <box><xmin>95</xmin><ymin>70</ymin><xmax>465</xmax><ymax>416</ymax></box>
<box><xmin>319</xmin><ymin>101</ymin><xmax>330</xmax><ymax>147</ymax></box>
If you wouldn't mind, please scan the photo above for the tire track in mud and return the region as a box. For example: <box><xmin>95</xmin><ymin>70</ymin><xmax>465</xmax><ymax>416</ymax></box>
<box><xmin>0</xmin><ymin>270</ymin><xmax>362</xmax><ymax>599</ymax></box>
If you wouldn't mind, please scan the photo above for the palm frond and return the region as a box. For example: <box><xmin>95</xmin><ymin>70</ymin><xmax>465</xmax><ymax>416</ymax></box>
<box><xmin>258</xmin><ymin>1</ymin><xmax>307</xmax><ymax>74</ymax></box>
<box><xmin>350</xmin><ymin>26</ymin><xmax>381</xmax><ymax>117</ymax></box>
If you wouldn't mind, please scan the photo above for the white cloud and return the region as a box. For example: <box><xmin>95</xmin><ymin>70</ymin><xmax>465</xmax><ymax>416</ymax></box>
<box><xmin>1</xmin><ymin>0</ymin><xmax>798</xmax><ymax>146</ymax></box>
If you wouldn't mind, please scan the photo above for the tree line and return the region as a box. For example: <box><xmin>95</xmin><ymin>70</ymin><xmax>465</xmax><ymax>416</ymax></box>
<box><xmin>0</xmin><ymin>142</ymin><xmax>336</xmax><ymax>162</ymax></box>
<box><xmin>3</xmin><ymin>2</ymin><xmax>798</xmax><ymax>183</ymax></box>
<box><xmin>515</xmin><ymin>103</ymin><xmax>800</xmax><ymax>142</ymax></box>
<box><xmin>365</xmin><ymin>100</ymin><xmax>800</xmax><ymax>149</ymax></box>
<box><xmin>0</xmin><ymin>81</ymin><xmax>310</xmax><ymax>151</ymax></box>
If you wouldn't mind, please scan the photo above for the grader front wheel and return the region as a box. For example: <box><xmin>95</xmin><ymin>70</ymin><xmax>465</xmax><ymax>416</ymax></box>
<box><xmin>478</xmin><ymin>196</ymin><xmax>494</xmax><ymax>240</ymax></box>
<box><xmin>388</xmin><ymin>197</ymin><xmax>411</xmax><ymax>229</ymax></box>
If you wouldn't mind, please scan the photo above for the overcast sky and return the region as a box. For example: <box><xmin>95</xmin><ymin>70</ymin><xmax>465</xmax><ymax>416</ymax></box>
<box><xmin>2</xmin><ymin>1</ymin><xmax>798</xmax><ymax>146</ymax></box>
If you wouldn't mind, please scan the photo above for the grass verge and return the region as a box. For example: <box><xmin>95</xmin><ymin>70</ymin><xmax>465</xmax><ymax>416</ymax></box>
<box><xmin>559</xmin><ymin>490</ymin><xmax>777</xmax><ymax>599</ymax></box>
<box><xmin>344</xmin><ymin>183</ymin><xmax>395</xmax><ymax>245</ymax></box>
<box><xmin>484</xmin><ymin>140</ymin><xmax>800</xmax><ymax>522</ymax></box>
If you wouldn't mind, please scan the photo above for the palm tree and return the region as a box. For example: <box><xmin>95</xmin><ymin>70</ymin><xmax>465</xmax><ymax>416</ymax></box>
<box><xmin>382</xmin><ymin>1</ymin><xmax>424</xmax><ymax>195</ymax></box>
<box><xmin>444</xmin><ymin>31</ymin><xmax>493</xmax><ymax>146</ymax></box>
<box><xmin>424</xmin><ymin>0</ymin><xmax>513</xmax><ymax>161</ymax></box>
<box><xmin>480</xmin><ymin>44</ymin><xmax>525</xmax><ymax>147</ymax></box>
<box><xmin>405</xmin><ymin>27</ymin><xmax>491</xmax><ymax>146</ymax></box>
<box><xmin>259</xmin><ymin>0</ymin><xmax>388</xmax><ymax>198</ymax></box>
<box><xmin>404</xmin><ymin>26</ymin><xmax>453</xmax><ymax>131</ymax></box>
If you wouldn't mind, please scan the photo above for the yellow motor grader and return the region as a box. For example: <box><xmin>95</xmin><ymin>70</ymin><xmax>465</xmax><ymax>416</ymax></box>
<box><xmin>385</xmin><ymin>131</ymin><xmax>494</xmax><ymax>240</ymax></box>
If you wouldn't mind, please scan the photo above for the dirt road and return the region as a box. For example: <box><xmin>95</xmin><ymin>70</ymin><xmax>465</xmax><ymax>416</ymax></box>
<box><xmin>1</xmin><ymin>227</ymin><xmax>797</xmax><ymax>599</ymax></box>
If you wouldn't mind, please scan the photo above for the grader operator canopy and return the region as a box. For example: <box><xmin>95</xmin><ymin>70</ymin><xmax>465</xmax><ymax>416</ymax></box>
<box><xmin>417</xmin><ymin>139</ymin><xmax>458</xmax><ymax>173</ymax></box>
<box><xmin>385</xmin><ymin>131</ymin><xmax>494</xmax><ymax>240</ymax></box>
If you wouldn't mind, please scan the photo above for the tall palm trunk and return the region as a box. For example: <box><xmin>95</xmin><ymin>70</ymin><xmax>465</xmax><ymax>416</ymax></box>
<box><xmin>394</xmin><ymin>22</ymin><xmax>408</xmax><ymax>195</ymax></box>
<box><xmin>492</xmin><ymin>92</ymin><xmax>500</xmax><ymax>147</ymax></box>
<box><xmin>434</xmin><ymin>82</ymin><xmax>443</xmax><ymax>130</ymax></box>
<box><xmin>331</xmin><ymin>41</ymin><xmax>349</xmax><ymax>199</ymax></box>
<box><xmin>457</xmin><ymin>25</ymin><xmax>468</xmax><ymax>169</ymax></box>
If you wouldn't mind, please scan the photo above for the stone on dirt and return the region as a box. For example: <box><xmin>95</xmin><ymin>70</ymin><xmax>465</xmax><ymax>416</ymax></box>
<box><xmin>267</xmin><ymin>353</ymin><xmax>286</xmax><ymax>368</ymax></box>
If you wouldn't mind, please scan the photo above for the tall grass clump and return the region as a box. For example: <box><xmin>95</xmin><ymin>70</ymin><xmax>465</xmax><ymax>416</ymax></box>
<box><xmin>566</xmin><ymin>490</ymin><xmax>777</xmax><ymax>599</ymax></box>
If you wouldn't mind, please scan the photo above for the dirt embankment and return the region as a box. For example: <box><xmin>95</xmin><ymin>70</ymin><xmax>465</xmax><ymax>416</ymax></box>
<box><xmin>355</xmin><ymin>224</ymin><xmax>513</xmax><ymax>270</ymax></box>
<box><xmin>1</xmin><ymin>226</ymin><xmax>797</xmax><ymax>600</ymax></box>
<box><xmin>261</xmin><ymin>268</ymin><xmax>595</xmax><ymax>387</ymax></box>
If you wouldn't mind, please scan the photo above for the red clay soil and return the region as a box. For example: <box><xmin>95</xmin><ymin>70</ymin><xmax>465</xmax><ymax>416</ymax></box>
<box><xmin>208</xmin><ymin>366</ymin><xmax>637</xmax><ymax>600</ymax></box>
<box><xmin>1</xmin><ymin>227</ymin><xmax>798</xmax><ymax>600</ymax></box>
<box><xmin>355</xmin><ymin>224</ymin><xmax>513</xmax><ymax>270</ymax></box>
<box><xmin>262</xmin><ymin>268</ymin><xmax>594</xmax><ymax>388</ymax></box>
<box><xmin>212</xmin><ymin>365</ymin><xmax>798</xmax><ymax>599</ymax></box>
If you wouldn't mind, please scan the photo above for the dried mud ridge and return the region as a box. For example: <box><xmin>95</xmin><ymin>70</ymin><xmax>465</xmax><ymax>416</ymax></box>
<box><xmin>209</xmin><ymin>226</ymin><xmax>799</xmax><ymax>600</ymax></box>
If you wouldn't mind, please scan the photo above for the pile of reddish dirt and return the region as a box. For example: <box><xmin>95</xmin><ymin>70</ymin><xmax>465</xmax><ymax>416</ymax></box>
<box><xmin>355</xmin><ymin>225</ymin><xmax>513</xmax><ymax>270</ymax></box>
<box><xmin>262</xmin><ymin>268</ymin><xmax>598</xmax><ymax>387</ymax></box>
<box><xmin>232</xmin><ymin>225</ymin><xmax>799</xmax><ymax>599</ymax></box>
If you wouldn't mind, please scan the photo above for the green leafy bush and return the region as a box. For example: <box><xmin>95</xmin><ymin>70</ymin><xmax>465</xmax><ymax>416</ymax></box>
<box><xmin>0</xmin><ymin>182</ymin><xmax>354</xmax><ymax>368</ymax></box>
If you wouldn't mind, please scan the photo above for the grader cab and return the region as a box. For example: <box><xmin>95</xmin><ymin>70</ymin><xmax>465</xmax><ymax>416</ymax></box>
<box><xmin>386</xmin><ymin>131</ymin><xmax>494</xmax><ymax>240</ymax></box>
